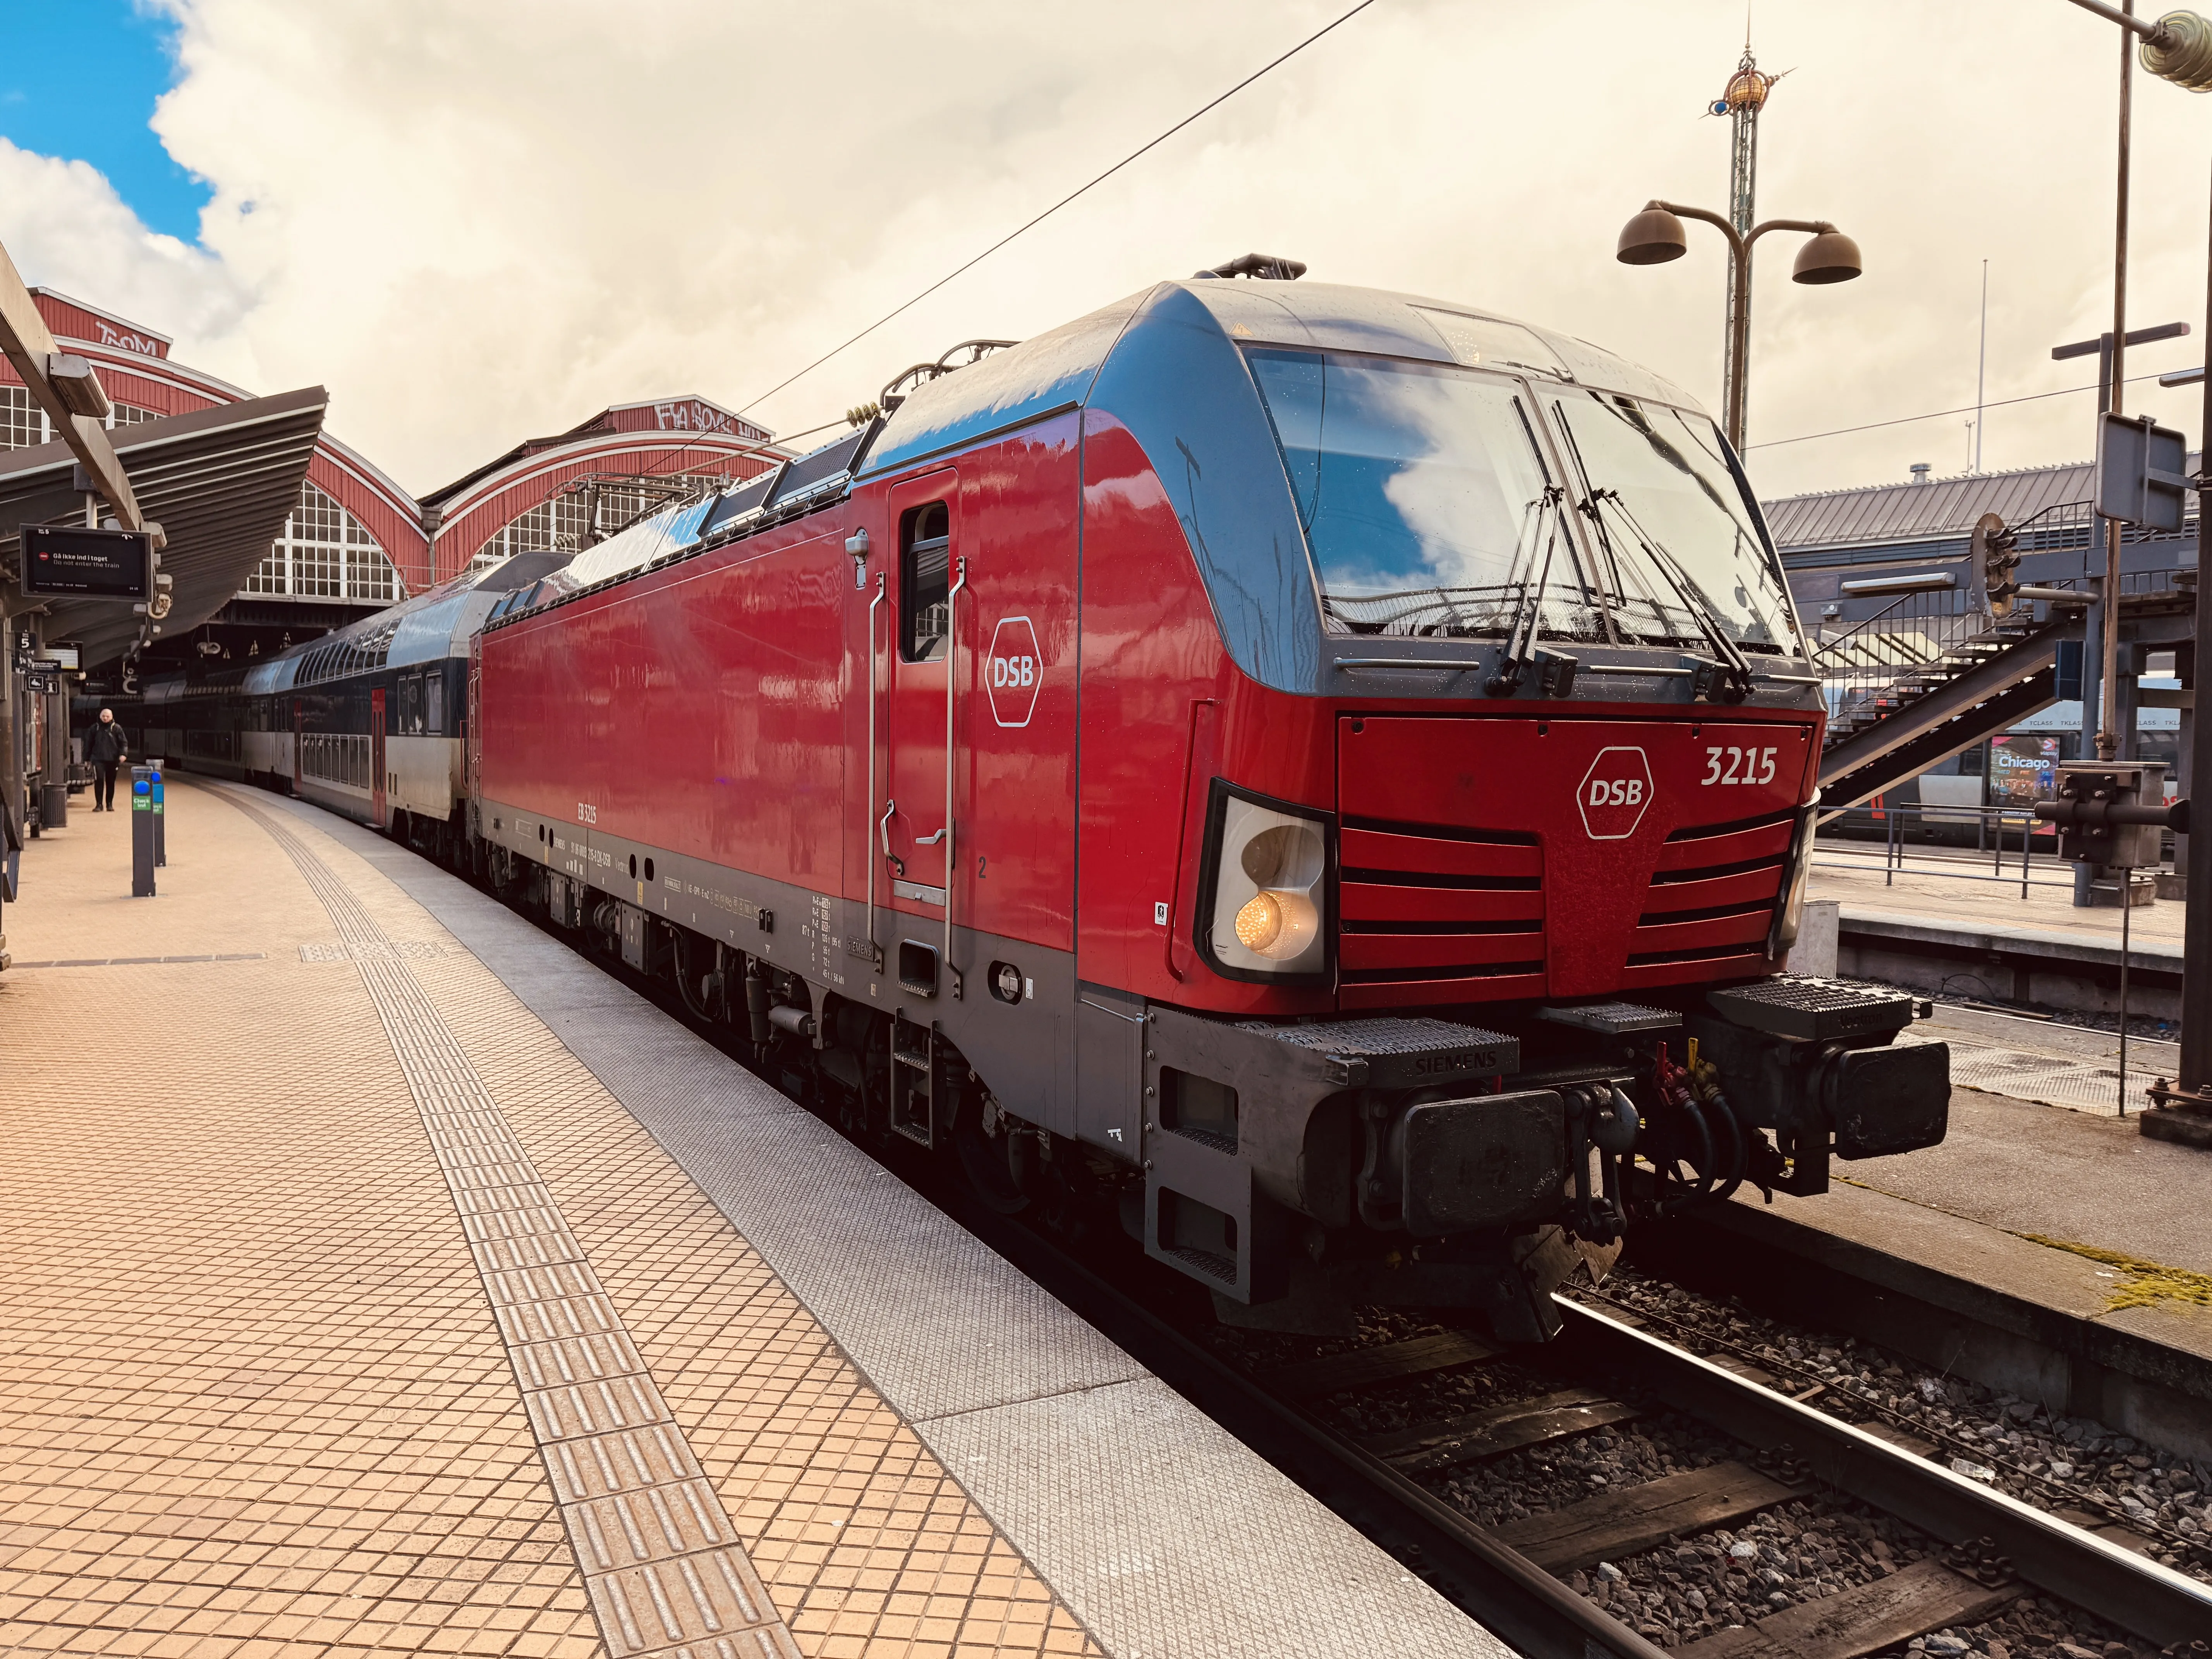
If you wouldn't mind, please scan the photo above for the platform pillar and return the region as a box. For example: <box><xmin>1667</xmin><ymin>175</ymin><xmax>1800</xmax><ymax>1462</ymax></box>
<box><xmin>130</xmin><ymin>765</ymin><xmax>155</xmax><ymax>898</ymax></box>
<box><xmin>40</xmin><ymin>680</ymin><xmax>67</xmax><ymax>831</ymax></box>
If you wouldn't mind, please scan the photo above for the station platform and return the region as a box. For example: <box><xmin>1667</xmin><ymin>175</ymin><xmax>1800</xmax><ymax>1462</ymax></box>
<box><xmin>1670</xmin><ymin>1001</ymin><xmax>2212</xmax><ymax>1463</ymax></box>
<box><xmin>1805</xmin><ymin>843</ymin><xmax>2190</xmax><ymax>1020</ymax></box>
<box><xmin>0</xmin><ymin>781</ymin><xmax>1503</xmax><ymax>1659</ymax></box>
<box><xmin>1806</xmin><ymin>841</ymin><xmax>2185</xmax><ymax>953</ymax></box>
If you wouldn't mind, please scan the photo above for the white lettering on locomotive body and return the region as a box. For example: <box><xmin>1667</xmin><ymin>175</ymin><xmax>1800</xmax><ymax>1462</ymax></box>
<box><xmin>984</xmin><ymin>615</ymin><xmax>1044</xmax><ymax>728</ymax></box>
<box><xmin>1700</xmin><ymin>745</ymin><xmax>1778</xmax><ymax>787</ymax></box>
<box><xmin>1577</xmin><ymin>746</ymin><xmax>1654</xmax><ymax>840</ymax></box>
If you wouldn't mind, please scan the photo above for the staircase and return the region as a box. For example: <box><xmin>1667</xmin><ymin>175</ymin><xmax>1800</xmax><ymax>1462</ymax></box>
<box><xmin>1814</xmin><ymin>588</ymin><xmax>2075</xmax><ymax>818</ymax></box>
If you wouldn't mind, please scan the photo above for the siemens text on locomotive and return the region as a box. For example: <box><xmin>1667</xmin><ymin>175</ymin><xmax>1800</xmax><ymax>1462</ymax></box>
<box><xmin>152</xmin><ymin>271</ymin><xmax>1951</xmax><ymax>1340</ymax></box>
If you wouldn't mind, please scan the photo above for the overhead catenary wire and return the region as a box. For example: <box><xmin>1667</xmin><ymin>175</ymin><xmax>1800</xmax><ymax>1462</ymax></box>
<box><xmin>1745</xmin><ymin>368</ymin><xmax>2184</xmax><ymax>451</ymax></box>
<box><xmin>730</xmin><ymin>0</ymin><xmax>1385</xmax><ymax>418</ymax></box>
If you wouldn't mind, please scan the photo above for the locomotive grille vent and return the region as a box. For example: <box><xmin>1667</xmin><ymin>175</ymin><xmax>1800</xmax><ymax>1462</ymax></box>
<box><xmin>1334</xmin><ymin>817</ymin><xmax>1546</xmax><ymax>990</ymax></box>
<box><xmin>1626</xmin><ymin>811</ymin><xmax>1794</xmax><ymax>971</ymax></box>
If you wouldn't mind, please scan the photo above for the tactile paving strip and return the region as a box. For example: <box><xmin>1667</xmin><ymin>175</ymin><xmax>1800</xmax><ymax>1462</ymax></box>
<box><xmin>299</xmin><ymin>938</ymin><xmax>450</xmax><ymax>962</ymax></box>
<box><xmin>230</xmin><ymin>793</ymin><xmax>802</xmax><ymax>1659</ymax></box>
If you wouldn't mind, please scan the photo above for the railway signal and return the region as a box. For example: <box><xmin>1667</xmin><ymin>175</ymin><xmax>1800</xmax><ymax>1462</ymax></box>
<box><xmin>1968</xmin><ymin>512</ymin><xmax>2021</xmax><ymax>617</ymax></box>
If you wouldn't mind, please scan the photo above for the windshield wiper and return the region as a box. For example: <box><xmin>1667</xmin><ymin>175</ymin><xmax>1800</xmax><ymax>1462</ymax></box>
<box><xmin>1580</xmin><ymin>488</ymin><xmax>1755</xmax><ymax>701</ymax></box>
<box><xmin>1484</xmin><ymin>486</ymin><xmax>1578</xmax><ymax>697</ymax></box>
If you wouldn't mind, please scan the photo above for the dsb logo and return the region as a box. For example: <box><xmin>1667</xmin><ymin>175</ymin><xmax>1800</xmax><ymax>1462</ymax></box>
<box><xmin>1578</xmin><ymin>746</ymin><xmax>1654</xmax><ymax>840</ymax></box>
<box><xmin>985</xmin><ymin>615</ymin><xmax>1043</xmax><ymax>728</ymax></box>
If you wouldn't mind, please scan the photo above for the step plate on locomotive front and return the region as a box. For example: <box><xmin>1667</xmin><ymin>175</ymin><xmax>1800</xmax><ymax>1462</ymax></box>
<box><xmin>1235</xmin><ymin>1017</ymin><xmax>1517</xmax><ymax>1091</ymax></box>
<box><xmin>1708</xmin><ymin>975</ymin><xmax>1915</xmax><ymax>1043</ymax></box>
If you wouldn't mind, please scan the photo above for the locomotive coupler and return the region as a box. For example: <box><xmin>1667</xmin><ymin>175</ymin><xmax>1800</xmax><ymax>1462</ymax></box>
<box><xmin>1681</xmin><ymin>975</ymin><xmax>1949</xmax><ymax>1199</ymax></box>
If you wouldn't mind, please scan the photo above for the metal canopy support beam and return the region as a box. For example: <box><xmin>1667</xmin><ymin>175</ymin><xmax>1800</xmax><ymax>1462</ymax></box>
<box><xmin>0</xmin><ymin>240</ymin><xmax>146</xmax><ymax>538</ymax></box>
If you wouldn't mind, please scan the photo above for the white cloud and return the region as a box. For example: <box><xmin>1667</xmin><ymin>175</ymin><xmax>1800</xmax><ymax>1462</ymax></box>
<box><xmin>0</xmin><ymin>137</ymin><xmax>249</xmax><ymax>361</ymax></box>
<box><xmin>3</xmin><ymin>0</ymin><xmax>2206</xmax><ymax>506</ymax></box>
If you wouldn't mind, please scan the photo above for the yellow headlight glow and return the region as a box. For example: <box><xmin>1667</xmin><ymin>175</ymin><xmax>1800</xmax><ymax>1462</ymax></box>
<box><xmin>1234</xmin><ymin>891</ymin><xmax>1283</xmax><ymax>952</ymax></box>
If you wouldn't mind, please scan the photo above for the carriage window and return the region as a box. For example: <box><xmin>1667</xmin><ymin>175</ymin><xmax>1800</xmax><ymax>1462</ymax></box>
<box><xmin>425</xmin><ymin>673</ymin><xmax>445</xmax><ymax>735</ymax></box>
<box><xmin>900</xmin><ymin>501</ymin><xmax>951</xmax><ymax>663</ymax></box>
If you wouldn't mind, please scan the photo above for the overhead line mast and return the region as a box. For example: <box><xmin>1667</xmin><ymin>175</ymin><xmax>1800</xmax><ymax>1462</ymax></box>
<box><xmin>1711</xmin><ymin>44</ymin><xmax>1785</xmax><ymax>447</ymax></box>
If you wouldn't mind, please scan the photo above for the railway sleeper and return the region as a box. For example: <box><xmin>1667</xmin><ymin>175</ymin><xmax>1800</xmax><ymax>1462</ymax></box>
<box><xmin>1675</xmin><ymin>1558</ymin><xmax>2022</xmax><ymax>1659</ymax></box>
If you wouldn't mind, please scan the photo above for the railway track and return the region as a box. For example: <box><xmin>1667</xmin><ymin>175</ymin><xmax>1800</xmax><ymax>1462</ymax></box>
<box><xmin>378</xmin><ymin>816</ymin><xmax>2212</xmax><ymax>1659</ymax></box>
<box><xmin>970</xmin><ymin>1209</ymin><xmax>2212</xmax><ymax>1659</ymax></box>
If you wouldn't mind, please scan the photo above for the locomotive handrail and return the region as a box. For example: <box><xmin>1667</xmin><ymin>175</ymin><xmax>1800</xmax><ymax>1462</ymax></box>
<box><xmin>943</xmin><ymin>555</ymin><xmax>967</xmax><ymax>1000</ymax></box>
<box><xmin>864</xmin><ymin>573</ymin><xmax>886</xmax><ymax>967</ymax></box>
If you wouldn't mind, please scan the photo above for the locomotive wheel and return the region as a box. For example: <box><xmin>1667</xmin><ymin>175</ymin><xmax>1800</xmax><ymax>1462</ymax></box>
<box><xmin>951</xmin><ymin>1095</ymin><xmax>1031</xmax><ymax>1217</ymax></box>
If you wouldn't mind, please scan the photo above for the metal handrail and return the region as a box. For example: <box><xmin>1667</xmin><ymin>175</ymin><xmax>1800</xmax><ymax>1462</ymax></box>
<box><xmin>1814</xmin><ymin>558</ymin><xmax>2193</xmax><ymax>755</ymax></box>
<box><xmin>864</xmin><ymin>573</ymin><xmax>886</xmax><ymax>966</ymax></box>
<box><xmin>942</xmin><ymin>555</ymin><xmax>967</xmax><ymax>1000</ymax></box>
<box><xmin>1817</xmin><ymin>800</ymin><xmax>2073</xmax><ymax>896</ymax></box>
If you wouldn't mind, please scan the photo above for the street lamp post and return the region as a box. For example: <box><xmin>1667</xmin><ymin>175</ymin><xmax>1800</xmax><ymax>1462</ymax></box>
<box><xmin>1616</xmin><ymin>201</ymin><xmax>1862</xmax><ymax>452</ymax></box>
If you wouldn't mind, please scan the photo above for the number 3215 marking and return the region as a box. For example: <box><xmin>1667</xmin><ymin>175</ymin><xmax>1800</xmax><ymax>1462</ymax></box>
<box><xmin>1703</xmin><ymin>745</ymin><xmax>1777</xmax><ymax>787</ymax></box>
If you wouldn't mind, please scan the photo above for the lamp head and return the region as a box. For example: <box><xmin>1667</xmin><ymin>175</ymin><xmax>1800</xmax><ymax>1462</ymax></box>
<box><xmin>1792</xmin><ymin>228</ymin><xmax>1862</xmax><ymax>285</ymax></box>
<box><xmin>1616</xmin><ymin>206</ymin><xmax>1688</xmax><ymax>266</ymax></box>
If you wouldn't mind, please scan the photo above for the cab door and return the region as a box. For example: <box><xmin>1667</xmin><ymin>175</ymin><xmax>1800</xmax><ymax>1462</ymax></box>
<box><xmin>369</xmin><ymin>687</ymin><xmax>387</xmax><ymax>827</ymax></box>
<box><xmin>884</xmin><ymin>471</ymin><xmax>960</xmax><ymax>943</ymax></box>
<box><xmin>466</xmin><ymin>639</ymin><xmax>482</xmax><ymax>801</ymax></box>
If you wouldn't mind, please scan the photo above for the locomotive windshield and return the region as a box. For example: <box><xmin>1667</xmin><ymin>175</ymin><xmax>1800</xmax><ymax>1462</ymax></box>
<box><xmin>1547</xmin><ymin>389</ymin><xmax>1797</xmax><ymax>656</ymax></box>
<box><xmin>1245</xmin><ymin>347</ymin><xmax>1798</xmax><ymax>655</ymax></box>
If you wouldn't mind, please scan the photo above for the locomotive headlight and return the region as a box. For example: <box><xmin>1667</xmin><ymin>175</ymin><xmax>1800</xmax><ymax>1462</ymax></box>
<box><xmin>1200</xmin><ymin>784</ymin><xmax>1331</xmax><ymax>982</ymax></box>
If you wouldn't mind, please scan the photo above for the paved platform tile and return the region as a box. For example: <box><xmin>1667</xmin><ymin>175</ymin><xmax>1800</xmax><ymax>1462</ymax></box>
<box><xmin>0</xmin><ymin>783</ymin><xmax>1100</xmax><ymax>1659</ymax></box>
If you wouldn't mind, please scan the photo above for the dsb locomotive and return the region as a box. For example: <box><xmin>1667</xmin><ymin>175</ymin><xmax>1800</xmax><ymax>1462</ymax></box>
<box><xmin>160</xmin><ymin>271</ymin><xmax>1950</xmax><ymax>1340</ymax></box>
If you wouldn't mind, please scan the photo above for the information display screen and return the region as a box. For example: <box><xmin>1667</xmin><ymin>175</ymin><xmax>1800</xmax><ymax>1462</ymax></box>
<box><xmin>22</xmin><ymin>525</ymin><xmax>152</xmax><ymax>601</ymax></box>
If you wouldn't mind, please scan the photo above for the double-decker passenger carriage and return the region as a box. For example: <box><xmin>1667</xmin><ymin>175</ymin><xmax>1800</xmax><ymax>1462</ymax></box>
<box><xmin>145</xmin><ymin>550</ymin><xmax>569</xmax><ymax>857</ymax></box>
<box><xmin>194</xmin><ymin>269</ymin><xmax>1952</xmax><ymax>1340</ymax></box>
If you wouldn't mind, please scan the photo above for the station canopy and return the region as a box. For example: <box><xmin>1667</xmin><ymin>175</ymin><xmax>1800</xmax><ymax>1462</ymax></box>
<box><xmin>0</xmin><ymin>387</ymin><xmax>327</xmax><ymax>668</ymax></box>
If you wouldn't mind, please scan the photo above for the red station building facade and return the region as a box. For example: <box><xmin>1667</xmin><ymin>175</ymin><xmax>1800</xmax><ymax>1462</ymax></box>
<box><xmin>0</xmin><ymin>289</ymin><xmax>788</xmax><ymax>680</ymax></box>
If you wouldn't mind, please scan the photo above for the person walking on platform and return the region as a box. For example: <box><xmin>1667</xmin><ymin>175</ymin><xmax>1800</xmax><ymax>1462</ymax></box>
<box><xmin>86</xmin><ymin>708</ymin><xmax>127</xmax><ymax>812</ymax></box>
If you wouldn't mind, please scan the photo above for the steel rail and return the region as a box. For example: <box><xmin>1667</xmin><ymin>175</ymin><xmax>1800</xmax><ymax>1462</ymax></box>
<box><xmin>1561</xmin><ymin>1298</ymin><xmax>2212</xmax><ymax>1646</ymax></box>
<box><xmin>944</xmin><ymin>1197</ymin><xmax>1673</xmax><ymax>1659</ymax></box>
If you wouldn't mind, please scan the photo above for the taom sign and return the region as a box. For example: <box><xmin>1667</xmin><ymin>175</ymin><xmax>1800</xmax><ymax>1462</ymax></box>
<box><xmin>985</xmin><ymin>616</ymin><xmax>1042</xmax><ymax>728</ymax></box>
<box><xmin>1577</xmin><ymin>746</ymin><xmax>1654</xmax><ymax>840</ymax></box>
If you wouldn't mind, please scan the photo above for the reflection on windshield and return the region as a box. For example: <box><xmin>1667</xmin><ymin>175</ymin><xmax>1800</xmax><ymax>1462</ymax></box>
<box><xmin>1243</xmin><ymin>347</ymin><xmax>1798</xmax><ymax>656</ymax></box>
<box><xmin>1249</xmin><ymin>349</ymin><xmax>1570</xmax><ymax>638</ymax></box>
<box><xmin>1550</xmin><ymin>392</ymin><xmax>1797</xmax><ymax>656</ymax></box>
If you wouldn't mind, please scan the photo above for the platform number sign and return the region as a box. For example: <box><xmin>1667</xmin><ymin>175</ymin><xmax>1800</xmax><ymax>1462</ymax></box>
<box><xmin>985</xmin><ymin>616</ymin><xmax>1042</xmax><ymax>728</ymax></box>
<box><xmin>1578</xmin><ymin>746</ymin><xmax>1654</xmax><ymax>841</ymax></box>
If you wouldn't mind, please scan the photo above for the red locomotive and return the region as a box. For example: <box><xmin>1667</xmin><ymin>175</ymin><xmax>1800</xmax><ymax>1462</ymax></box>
<box><xmin>179</xmin><ymin>265</ymin><xmax>1951</xmax><ymax>1339</ymax></box>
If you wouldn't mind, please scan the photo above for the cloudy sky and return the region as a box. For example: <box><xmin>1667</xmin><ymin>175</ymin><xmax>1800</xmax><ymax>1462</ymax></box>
<box><xmin>3</xmin><ymin>0</ymin><xmax>2209</xmax><ymax>502</ymax></box>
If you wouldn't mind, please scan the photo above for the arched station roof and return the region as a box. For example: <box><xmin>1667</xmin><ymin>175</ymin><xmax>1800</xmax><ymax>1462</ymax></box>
<box><xmin>1</xmin><ymin>289</ymin><xmax>795</xmax><ymax>602</ymax></box>
<box><xmin>7</xmin><ymin>290</ymin><xmax>425</xmax><ymax>585</ymax></box>
<box><xmin>418</xmin><ymin>397</ymin><xmax>790</xmax><ymax>579</ymax></box>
